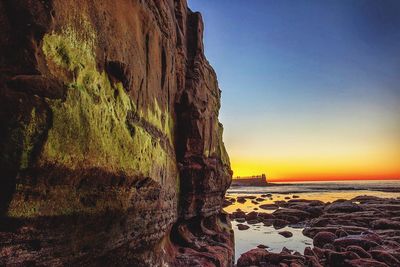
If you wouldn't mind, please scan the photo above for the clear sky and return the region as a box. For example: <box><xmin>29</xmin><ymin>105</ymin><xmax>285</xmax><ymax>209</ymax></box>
<box><xmin>188</xmin><ymin>0</ymin><xmax>400</xmax><ymax>181</ymax></box>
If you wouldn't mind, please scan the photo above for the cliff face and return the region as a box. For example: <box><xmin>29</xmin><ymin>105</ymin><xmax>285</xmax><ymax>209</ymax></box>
<box><xmin>0</xmin><ymin>0</ymin><xmax>233</xmax><ymax>266</ymax></box>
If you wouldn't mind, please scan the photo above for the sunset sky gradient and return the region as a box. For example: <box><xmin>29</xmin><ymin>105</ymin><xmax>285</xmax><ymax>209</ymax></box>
<box><xmin>189</xmin><ymin>0</ymin><xmax>400</xmax><ymax>181</ymax></box>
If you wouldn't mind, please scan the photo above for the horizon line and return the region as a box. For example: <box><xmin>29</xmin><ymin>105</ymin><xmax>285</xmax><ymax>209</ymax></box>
<box><xmin>232</xmin><ymin>176</ymin><xmax>400</xmax><ymax>183</ymax></box>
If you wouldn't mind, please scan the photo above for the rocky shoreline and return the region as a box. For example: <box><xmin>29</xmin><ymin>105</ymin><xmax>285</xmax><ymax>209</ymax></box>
<box><xmin>225</xmin><ymin>194</ymin><xmax>400</xmax><ymax>267</ymax></box>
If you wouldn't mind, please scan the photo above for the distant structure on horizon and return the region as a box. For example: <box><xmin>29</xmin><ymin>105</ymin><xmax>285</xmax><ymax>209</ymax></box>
<box><xmin>231</xmin><ymin>174</ymin><xmax>268</xmax><ymax>186</ymax></box>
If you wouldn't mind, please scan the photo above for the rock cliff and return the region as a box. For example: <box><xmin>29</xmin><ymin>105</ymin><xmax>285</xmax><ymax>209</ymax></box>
<box><xmin>0</xmin><ymin>0</ymin><xmax>233</xmax><ymax>266</ymax></box>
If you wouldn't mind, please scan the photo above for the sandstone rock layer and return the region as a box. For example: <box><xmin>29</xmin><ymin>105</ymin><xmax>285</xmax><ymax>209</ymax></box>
<box><xmin>0</xmin><ymin>0</ymin><xmax>233</xmax><ymax>266</ymax></box>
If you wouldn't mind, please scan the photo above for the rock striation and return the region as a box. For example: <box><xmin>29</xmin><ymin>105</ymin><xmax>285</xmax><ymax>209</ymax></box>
<box><xmin>0</xmin><ymin>0</ymin><xmax>233</xmax><ymax>266</ymax></box>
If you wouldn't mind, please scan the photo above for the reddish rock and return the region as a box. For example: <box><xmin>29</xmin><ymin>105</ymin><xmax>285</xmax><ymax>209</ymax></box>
<box><xmin>232</xmin><ymin>210</ymin><xmax>246</xmax><ymax>219</ymax></box>
<box><xmin>237</xmin><ymin>197</ymin><xmax>246</xmax><ymax>203</ymax></box>
<box><xmin>237</xmin><ymin>224</ymin><xmax>250</xmax><ymax>230</ymax></box>
<box><xmin>245</xmin><ymin>211</ymin><xmax>259</xmax><ymax>221</ymax></box>
<box><xmin>237</xmin><ymin>248</ymin><xmax>269</xmax><ymax>266</ymax></box>
<box><xmin>345</xmin><ymin>258</ymin><xmax>389</xmax><ymax>267</ymax></box>
<box><xmin>279</xmin><ymin>231</ymin><xmax>293</xmax><ymax>238</ymax></box>
<box><xmin>346</xmin><ymin>245</ymin><xmax>372</xmax><ymax>258</ymax></box>
<box><xmin>247</xmin><ymin>219</ymin><xmax>261</xmax><ymax>224</ymax></box>
<box><xmin>303</xmin><ymin>226</ymin><xmax>368</xmax><ymax>238</ymax></box>
<box><xmin>273</xmin><ymin>219</ymin><xmax>290</xmax><ymax>229</ymax></box>
<box><xmin>263</xmin><ymin>219</ymin><xmax>274</xmax><ymax>227</ymax></box>
<box><xmin>258</xmin><ymin>212</ymin><xmax>275</xmax><ymax>220</ymax></box>
<box><xmin>333</xmin><ymin>234</ymin><xmax>381</xmax><ymax>250</ymax></box>
<box><xmin>370</xmin><ymin>250</ymin><xmax>400</xmax><ymax>266</ymax></box>
<box><xmin>335</xmin><ymin>229</ymin><xmax>349</xmax><ymax>238</ymax></box>
<box><xmin>237</xmin><ymin>249</ymin><xmax>306</xmax><ymax>267</ymax></box>
<box><xmin>259</xmin><ymin>204</ymin><xmax>279</xmax><ymax>210</ymax></box>
<box><xmin>371</xmin><ymin>219</ymin><xmax>400</xmax><ymax>230</ymax></box>
<box><xmin>326</xmin><ymin>251</ymin><xmax>360</xmax><ymax>266</ymax></box>
<box><xmin>223</xmin><ymin>199</ymin><xmax>232</xmax><ymax>207</ymax></box>
<box><xmin>243</xmin><ymin>195</ymin><xmax>257</xmax><ymax>200</ymax></box>
<box><xmin>273</xmin><ymin>208</ymin><xmax>311</xmax><ymax>221</ymax></box>
<box><xmin>0</xmin><ymin>0</ymin><xmax>234</xmax><ymax>266</ymax></box>
<box><xmin>324</xmin><ymin>201</ymin><xmax>362</xmax><ymax>213</ymax></box>
<box><xmin>313</xmin><ymin>231</ymin><xmax>337</xmax><ymax>248</ymax></box>
<box><xmin>305</xmin><ymin>255</ymin><xmax>323</xmax><ymax>267</ymax></box>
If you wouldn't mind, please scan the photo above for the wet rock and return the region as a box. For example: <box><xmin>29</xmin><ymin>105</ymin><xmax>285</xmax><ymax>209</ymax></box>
<box><xmin>371</xmin><ymin>219</ymin><xmax>400</xmax><ymax>230</ymax></box>
<box><xmin>351</xmin><ymin>195</ymin><xmax>384</xmax><ymax>204</ymax></box>
<box><xmin>335</xmin><ymin>229</ymin><xmax>348</xmax><ymax>238</ymax></box>
<box><xmin>237</xmin><ymin>224</ymin><xmax>250</xmax><ymax>231</ymax></box>
<box><xmin>326</xmin><ymin>251</ymin><xmax>360</xmax><ymax>266</ymax></box>
<box><xmin>370</xmin><ymin>250</ymin><xmax>400</xmax><ymax>266</ymax></box>
<box><xmin>275</xmin><ymin>200</ymin><xmax>288</xmax><ymax>207</ymax></box>
<box><xmin>237</xmin><ymin>249</ymin><xmax>306</xmax><ymax>267</ymax></box>
<box><xmin>247</xmin><ymin>219</ymin><xmax>261</xmax><ymax>224</ymax></box>
<box><xmin>279</xmin><ymin>231</ymin><xmax>293</xmax><ymax>238</ymax></box>
<box><xmin>322</xmin><ymin>243</ymin><xmax>335</xmax><ymax>250</ymax></box>
<box><xmin>243</xmin><ymin>195</ymin><xmax>257</xmax><ymax>200</ymax></box>
<box><xmin>259</xmin><ymin>204</ymin><xmax>279</xmax><ymax>210</ymax></box>
<box><xmin>258</xmin><ymin>213</ymin><xmax>275</xmax><ymax>220</ymax></box>
<box><xmin>245</xmin><ymin>211</ymin><xmax>259</xmax><ymax>221</ymax></box>
<box><xmin>237</xmin><ymin>197</ymin><xmax>246</xmax><ymax>203</ymax></box>
<box><xmin>223</xmin><ymin>199</ymin><xmax>232</xmax><ymax>207</ymax></box>
<box><xmin>303</xmin><ymin>226</ymin><xmax>368</xmax><ymax>238</ymax></box>
<box><xmin>263</xmin><ymin>219</ymin><xmax>274</xmax><ymax>227</ymax></box>
<box><xmin>313</xmin><ymin>231</ymin><xmax>337</xmax><ymax>248</ymax></box>
<box><xmin>237</xmin><ymin>249</ymin><xmax>269</xmax><ymax>267</ymax></box>
<box><xmin>345</xmin><ymin>258</ymin><xmax>389</xmax><ymax>267</ymax></box>
<box><xmin>232</xmin><ymin>211</ymin><xmax>246</xmax><ymax>219</ymax></box>
<box><xmin>273</xmin><ymin>219</ymin><xmax>290</xmax><ymax>229</ymax></box>
<box><xmin>305</xmin><ymin>255</ymin><xmax>323</xmax><ymax>267</ymax></box>
<box><xmin>236</xmin><ymin>218</ymin><xmax>246</xmax><ymax>223</ymax></box>
<box><xmin>333</xmin><ymin>233</ymin><xmax>381</xmax><ymax>250</ymax></box>
<box><xmin>273</xmin><ymin>208</ymin><xmax>311</xmax><ymax>221</ymax></box>
<box><xmin>324</xmin><ymin>201</ymin><xmax>362</xmax><ymax>213</ymax></box>
<box><xmin>346</xmin><ymin>245</ymin><xmax>371</xmax><ymax>258</ymax></box>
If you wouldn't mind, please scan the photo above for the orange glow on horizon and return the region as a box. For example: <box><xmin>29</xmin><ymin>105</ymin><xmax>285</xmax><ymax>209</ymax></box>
<box><xmin>229</xmin><ymin>154</ymin><xmax>400</xmax><ymax>182</ymax></box>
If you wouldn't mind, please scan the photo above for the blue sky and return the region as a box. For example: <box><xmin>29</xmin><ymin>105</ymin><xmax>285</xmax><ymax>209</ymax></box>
<box><xmin>188</xmin><ymin>0</ymin><xmax>400</xmax><ymax>180</ymax></box>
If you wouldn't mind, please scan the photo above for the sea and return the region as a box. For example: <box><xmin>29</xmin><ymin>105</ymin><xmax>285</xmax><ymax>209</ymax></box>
<box><xmin>224</xmin><ymin>180</ymin><xmax>400</xmax><ymax>262</ymax></box>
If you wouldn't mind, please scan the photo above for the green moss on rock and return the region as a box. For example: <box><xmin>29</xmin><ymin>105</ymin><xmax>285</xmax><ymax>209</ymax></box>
<box><xmin>41</xmin><ymin>19</ymin><xmax>176</xmax><ymax>180</ymax></box>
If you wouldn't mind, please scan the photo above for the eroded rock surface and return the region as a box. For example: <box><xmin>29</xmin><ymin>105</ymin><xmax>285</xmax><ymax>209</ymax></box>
<box><xmin>0</xmin><ymin>0</ymin><xmax>233</xmax><ymax>266</ymax></box>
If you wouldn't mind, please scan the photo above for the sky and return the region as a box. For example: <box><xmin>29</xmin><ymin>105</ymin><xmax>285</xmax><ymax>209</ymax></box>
<box><xmin>188</xmin><ymin>0</ymin><xmax>400</xmax><ymax>182</ymax></box>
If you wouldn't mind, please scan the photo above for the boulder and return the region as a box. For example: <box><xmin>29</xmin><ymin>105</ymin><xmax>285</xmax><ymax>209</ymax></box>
<box><xmin>325</xmin><ymin>201</ymin><xmax>362</xmax><ymax>213</ymax></box>
<box><xmin>345</xmin><ymin>258</ymin><xmax>389</xmax><ymax>267</ymax></box>
<box><xmin>313</xmin><ymin>231</ymin><xmax>337</xmax><ymax>248</ymax></box>
<box><xmin>279</xmin><ymin>231</ymin><xmax>293</xmax><ymax>238</ymax></box>
<box><xmin>237</xmin><ymin>224</ymin><xmax>250</xmax><ymax>231</ymax></box>
<box><xmin>346</xmin><ymin>245</ymin><xmax>372</xmax><ymax>258</ymax></box>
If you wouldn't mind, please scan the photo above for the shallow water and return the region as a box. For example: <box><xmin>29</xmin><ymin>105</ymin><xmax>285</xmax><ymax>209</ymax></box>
<box><xmin>224</xmin><ymin>181</ymin><xmax>400</xmax><ymax>262</ymax></box>
<box><xmin>232</xmin><ymin>221</ymin><xmax>312</xmax><ymax>262</ymax></box>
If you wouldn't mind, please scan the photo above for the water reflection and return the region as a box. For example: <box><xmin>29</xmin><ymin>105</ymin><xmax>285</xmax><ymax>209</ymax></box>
<box><xmin>224</xmin><ymin>190</ymin><xmax>400</xmax><ymax>262</ymax></box>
